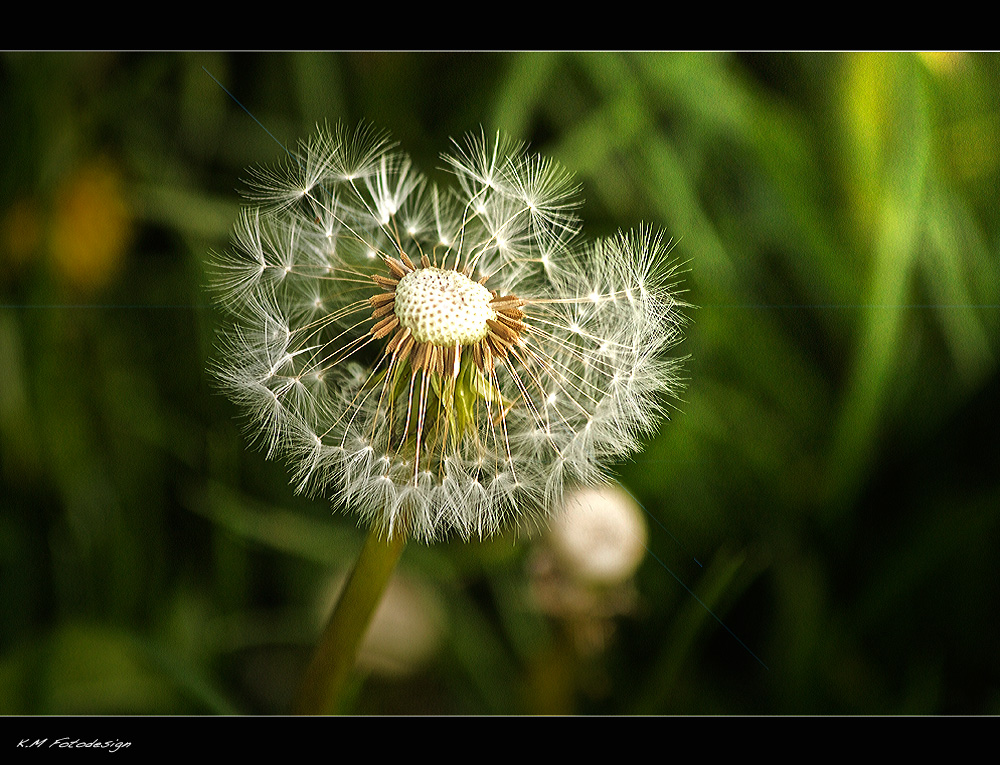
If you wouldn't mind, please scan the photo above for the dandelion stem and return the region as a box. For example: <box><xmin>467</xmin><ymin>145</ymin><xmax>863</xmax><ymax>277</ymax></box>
<box><xmin>293</xmin><ymin>526</ymin><xmax>407</xmax><ymax>714</ymax></box>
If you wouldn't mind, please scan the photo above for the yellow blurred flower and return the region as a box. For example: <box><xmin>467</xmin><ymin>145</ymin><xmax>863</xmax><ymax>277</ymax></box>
<box><xmin>918</xmin><ymin>51</ymin><xmax>968</xmax><ymax>77</ymax></box>
<box><xmin>48</xmin><ymin>157</ymin><xmax>133</xmax><ymax>292</ymax></box>
<box><xmin>2</xmin><ymin>197</ymin><xmax>44</xmax><ymax>274</ymax></box>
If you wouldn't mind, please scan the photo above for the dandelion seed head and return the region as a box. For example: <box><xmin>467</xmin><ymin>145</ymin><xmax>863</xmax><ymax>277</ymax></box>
<box><xmin>210</xmin><ymin>122</ymin><xmax>688</xmax><ymax>542</ymax></box>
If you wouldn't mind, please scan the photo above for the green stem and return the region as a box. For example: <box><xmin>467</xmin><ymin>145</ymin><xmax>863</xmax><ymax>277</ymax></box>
<box><xmin>293</xmin><ymin>526</ymin><xmax>407</xmax><ymax>714</ymax></box>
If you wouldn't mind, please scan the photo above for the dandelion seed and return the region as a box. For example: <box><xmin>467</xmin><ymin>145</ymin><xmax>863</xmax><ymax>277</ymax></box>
<box><xmin>210</xmin><ymin>123</ymin><xmax>688</xmax><ymax>543</ymax></box>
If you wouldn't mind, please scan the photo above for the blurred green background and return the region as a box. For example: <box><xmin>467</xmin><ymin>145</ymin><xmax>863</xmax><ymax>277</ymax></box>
<box><xmin>1</xmin><ymin>51</ymin><xmax>998</xmax><ymax>715</ymax></box>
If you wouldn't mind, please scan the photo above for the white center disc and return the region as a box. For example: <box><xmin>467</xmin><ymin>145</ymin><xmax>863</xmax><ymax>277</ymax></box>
<box><xmin>394</xmin><ymin>267</ymin><xmax>496</xmax><ymax>346</ymax></box>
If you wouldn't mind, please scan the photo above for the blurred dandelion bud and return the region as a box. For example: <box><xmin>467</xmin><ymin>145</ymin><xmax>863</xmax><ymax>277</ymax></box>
<box><xmin>210</xmin><ymin>123</ymin><xmax>687</xmax><ymax>542</ymax></box>
<box><xmin>548</xmin><ymin>484</ymin><xmax>648</xmax><ymax>586</ymax></box>
<box><xmin>529</xmin><ymin>484</ymin><xmax>648</xmax><ymax>658</ymax></box>
<box><xmin>316</xmin><ymin>572</ymin><xmax>445</xmax><ymax>678</ymax></box>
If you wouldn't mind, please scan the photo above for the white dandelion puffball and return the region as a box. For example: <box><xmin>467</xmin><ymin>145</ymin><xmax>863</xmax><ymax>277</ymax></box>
<box><xmin>547</xmin><ymin>485</ymin><xmax>648</xmax><ymax>586</ymax></box>
<box><xmin>211</xmin><ymin>124</ymin><xmax>687</xmax><ymax>542</ymax></box>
